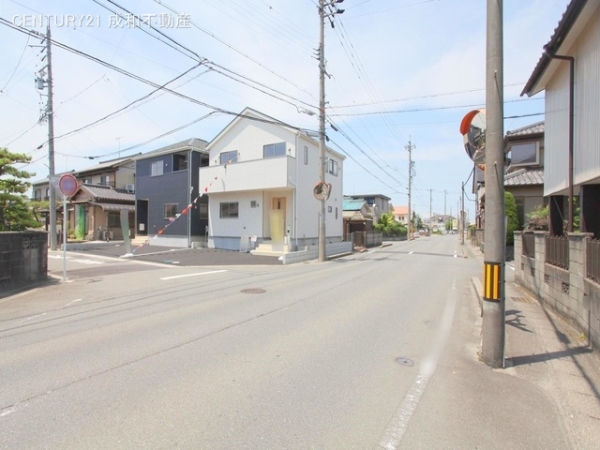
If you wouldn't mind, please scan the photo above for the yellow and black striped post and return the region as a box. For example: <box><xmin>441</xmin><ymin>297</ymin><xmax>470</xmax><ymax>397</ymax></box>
<box><xmin>483</xmin><ymin>261</ymin><xmax>502</xmax><ymax>301</ymax></box>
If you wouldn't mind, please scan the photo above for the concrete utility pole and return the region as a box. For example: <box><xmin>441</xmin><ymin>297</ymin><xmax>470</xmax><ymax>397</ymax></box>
<box><xmin>482</xmin><ymin>0</ymin><xmax>505</xmax><ymax>368</ymax></box>
<box><xmin>406</xmin><ymin>138</ymin><xmax>415</xmax><ymax>240</ymax></box>
<box><xmin>46</xmin><ymin>26</ymin><xmax>57</xmax><ymax>251</ymax></box>
<box><xmin>317</xmin><ymin>0</ymin><xmax>344</xmax><ymax>262</ymax></box>
<box><xmin>429</xmin><ymin>189</ymin><xmax>432</xmax><ymax>230</ymax></box>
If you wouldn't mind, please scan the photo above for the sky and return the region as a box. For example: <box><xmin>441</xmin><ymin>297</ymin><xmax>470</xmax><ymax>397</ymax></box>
<box><xmin>0</xmin><ymin>0</ymin><xmax>572</xmax><ymax>221</ymax></box>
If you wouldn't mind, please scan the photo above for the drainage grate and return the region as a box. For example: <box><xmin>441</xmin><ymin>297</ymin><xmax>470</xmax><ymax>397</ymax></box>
<box><xmin>511</xmin><ymin>296</ymin><xmax>536</xmax><ymax>304</ymax></box>
<box><xmin>394</xmin><ymin>357</ymin><xmax>414</xmax><ymax>367</ymax></box>
<box><xmin>241</xmin><ymin>288</ymin><xmax>266</xmax><ymax>294</ymax></box>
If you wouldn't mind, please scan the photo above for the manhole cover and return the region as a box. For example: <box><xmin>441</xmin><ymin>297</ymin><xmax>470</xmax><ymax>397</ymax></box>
<box><xmin>241</xmin><ymin>288</ymin><xmax>266</xmax><ymax>294</ymax></box>
<box><xmin>395</xmin><ymin>357</ymin><xmax>414</xmax><ymax>367</ymax></box>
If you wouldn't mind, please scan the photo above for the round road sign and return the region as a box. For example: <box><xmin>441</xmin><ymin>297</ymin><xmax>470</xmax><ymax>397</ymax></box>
<box><xmin>58</xmin><ymin>173</ymin><xmax>79</xmax><ymax>197</ymax></box>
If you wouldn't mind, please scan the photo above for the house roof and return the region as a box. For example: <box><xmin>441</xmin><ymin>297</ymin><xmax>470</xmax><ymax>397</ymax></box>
<box><xmin>504</xmin><ymin>168</ymin><xmax>544</xmax><ymax>186</ymax></box>
<box><xmin>76</xmin><ymin>184</ymin><xmax>135</xmax><ymax>202</ymax></box>
<box><xmin>75</xmin><ymin>156</ymin><xmax>137</xmax><ymax>176</ymax></box>
<box><xmin>207</xmin><ymin>107</ymin><xmax>346</xmax><ymax>161</ymax></box>
<box><xmin>506</xmin><ymin>121</ymin><xmax>545</xmax><ymax>138</ymax></box>
<box><xmin>521</xmin><ymin>0</ymin><xmax>597</xmax><ymax>96</ymax></box>
<box><xmin>135</xmin><ymin>138</ymin><xmax>209</xmax><ymax>161</ymax></box>
<box><xmin>393</xmin><ymin>206</ymin><xmax>408</xmax><ymax>215</ymax></box>
<box><xmin>343</xmin><ymin>198</ymin><xmax>366</xmax><ymax>211</ymax></box>
<box><xmin>346</xmin><ymin>193</ymin><xmax>392</xmax><ymax>201</ymax></box>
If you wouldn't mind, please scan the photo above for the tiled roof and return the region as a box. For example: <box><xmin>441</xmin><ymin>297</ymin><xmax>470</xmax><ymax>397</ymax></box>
<box><xmin>136</xmin><ymin>138</ymin><xmax>209</xmax><ymax>160</ymax></box>
<box><xmin>506</xmin><ymin>121</ymin><xmax>544</xmax><ymax>137</ymax></box>
<box><xmin>80</xmin><ymin>184</ymin><xmax>135</xmax><ymax>202</ymax></box>
<box><xmin>393</xmin><ymin>206</ymin><xmax>408</xmax><ymax>215</ymax></box>
<box><xmin>343</xmin><ymin>198</ymin><xmax>366</xmax><ymax>210</ymax></box>
<box><xmin>75</xmin><ymin>156</ymin><xmax>136</xmax><ymax>175</ymax></box>
<box><xmin>504</xmin><ymin>168</ymin><xmax>544</xmax><ymax>186</ymax></box>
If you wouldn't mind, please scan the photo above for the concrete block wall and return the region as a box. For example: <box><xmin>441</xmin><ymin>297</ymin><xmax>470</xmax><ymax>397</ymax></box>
<box><xmin>515</xmin><ymin>231</ymin><xmax>600</xmax><ymax>350</ymax></box>
<box><xmin>0</xmin><ymin>231</ymin><xmax>48</xmax><ymax>296</ymax></box>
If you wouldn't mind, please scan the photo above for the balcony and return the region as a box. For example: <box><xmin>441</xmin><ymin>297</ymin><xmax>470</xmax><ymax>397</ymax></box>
<box><xmin>199</xmin><ymin>156</ymin><xmax>296</xmax><ymax>194</ymax></box>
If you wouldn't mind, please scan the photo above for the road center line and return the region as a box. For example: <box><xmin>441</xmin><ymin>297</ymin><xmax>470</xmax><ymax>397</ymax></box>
<box><xmin>160</xmin><ymin>270</ymin><xmax>228</xmax><ymax>280</ymax></box>
<box><xmin>378</xmin><ymin>277</ymin><xmax>458</xmax><ymax>450</ymax></box>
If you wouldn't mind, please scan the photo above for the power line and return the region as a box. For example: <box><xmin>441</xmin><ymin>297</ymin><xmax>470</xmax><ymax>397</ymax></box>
<box><xmin>328</xmin><ymin>98</ymin><xmax>542</xmax><ymax>116</ymax></box>
<box><xmin>53</xmin><ymin>63</ymin><xmax>204</xmax><ymax>141</ymax></box>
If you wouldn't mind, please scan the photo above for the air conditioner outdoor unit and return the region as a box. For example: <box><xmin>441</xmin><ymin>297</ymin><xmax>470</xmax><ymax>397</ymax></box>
<box><xmin>125</xmin><ymin>184</ymin><xmax>135</xmax><ymax>193</ymax></box>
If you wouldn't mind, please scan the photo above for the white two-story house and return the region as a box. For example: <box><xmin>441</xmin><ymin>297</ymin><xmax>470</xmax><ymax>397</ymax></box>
<box><xmin>199</xmin><ymin>108</ymin><xmax>345</xmax><ymax>253</ymax></box>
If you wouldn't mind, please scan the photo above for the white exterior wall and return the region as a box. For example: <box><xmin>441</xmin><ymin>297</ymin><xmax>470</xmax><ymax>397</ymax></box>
<box><xmin>208</xmin><ymin>191</ymin><xmax>264</xmax><ymax>238</ymax></box>
<box><xmin>545</xmin><ymin>64</ymin><xmax>571</xmax><ymax>196</ymax></box>
<box><xmin>575</xmin><ymin>7</ymin><xmax>600</xmax><ymax>185</ymax></box>
<box><xmin>545</xmin><ymin>6</ymin><xmax>600</xmax><ymax>196</ymax></box>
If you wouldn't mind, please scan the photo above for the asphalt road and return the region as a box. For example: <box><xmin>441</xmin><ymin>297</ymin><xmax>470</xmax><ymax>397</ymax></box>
<box><xmin>0</xmin><ymin>235</ymin><xmax>574</xmax><ymax>449</ymax></box>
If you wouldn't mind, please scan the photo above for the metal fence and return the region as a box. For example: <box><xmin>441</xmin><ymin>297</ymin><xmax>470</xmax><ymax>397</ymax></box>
<box><xmin>587</xmin><ymin>239</ymin><xmax>600</xmax><ymax>283</ymax></box>
<box><xmin>545</xmin><ymin>235</ymin><xmax>569</xmax><ymax>270</ymax></box>
<box><xmin>522</xmin><ymin>232</ymin><xmax>535</xmax><ymax>258</ymax></box>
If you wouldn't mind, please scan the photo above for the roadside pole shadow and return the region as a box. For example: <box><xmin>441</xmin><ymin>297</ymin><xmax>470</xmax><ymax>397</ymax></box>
<box><xmin>506</xmin><ymin>346</ymin><xmax>594</xmax><ymax>368</ymax></box>
<box><xmin>505</xmin><ymin>309</ymin><xmax>533</xmax><ymax>333</ymax></box>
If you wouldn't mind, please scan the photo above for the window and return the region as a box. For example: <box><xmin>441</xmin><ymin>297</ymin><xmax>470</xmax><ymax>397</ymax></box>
<box><xmin>151</xmin><ymin>161</ymin><xmax>164</xmax><ymax>176</ymax></box>
<box><xmin>263</xmin><ymin>142</ymin><xmax>286</xmax><ymax>158</ymax></box>
<box><xmin>173</xmin><ymin>152</ymin><xmax>188</xmax><ymax>171</ymax></box>
<box><xmin>198</xmin><ymin>204</ymin><xmax>208</xmax><ymax>220</ymax></box>
<box><xmin>83</xmin><ymin>178</ymin><xmax>92</xmax><ymax>185</ymax></box>
<box><xmin>220</xmin><ymin>202</ymin><xmax>239</xmax><ymax>218</ymax></box>
<box><xmin>328</xmin><ymin>159</ymin><xmax>338</xmax><ymax>176</ymax></box>
<box><xmin>251</xmin><ymin>200</ymin><xmax>258</xmax><ymax>208</ymax></box>
<box><xmin>100</xmin><ymin>175</ymin><xmax>111</xmax><ymax>186</ymax></box>
<box><xmin>510</xmin><ymin>142</ymin><xmax>538</xmax><ymax>166</ymax></box>
<box><xmin>107</xmin><ymin>212</ymin><xmax>120</xmax><ymax>228</ymax></box>
<box><xmin>220</xmin><ymin>150</ymin><xmax>238</xmax><ymax>165</ymax></box>
<box><xmin>304</xmin><ymin>146</ymin><xmax>308</xmax><ymax>165</ymax></box>
<box><xmin>164</xmin><ymin>203</ymin><xmax>178</xmax><ymax>219</ymax></box>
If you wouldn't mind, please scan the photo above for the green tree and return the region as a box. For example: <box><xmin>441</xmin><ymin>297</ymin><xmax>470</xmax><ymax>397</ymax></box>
<box><xmin>505</xmin><ymin>191</ymin><xmax>519</xmax><ymax>245</ymax></box>
<box><xmin>374</xmin><ymin>212</ymin><xmax>407</xmax><ymax>236</ymax></box>
<box><xmin>0</xmin><ymin>148</ymin><xmax>41</xmax><ymax>231</ymax></box>
<box><xmin>412</xmin><ymin>212</ymin><xmax>423</xmax><ymax>230</ymax></box>
<box><xmin>524</xmin><ymin>204</ymin><xmax>549</xmax><ymax>230</ymax></box>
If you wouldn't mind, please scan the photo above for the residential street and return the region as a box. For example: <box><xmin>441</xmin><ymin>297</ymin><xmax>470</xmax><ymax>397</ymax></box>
<box><xmin>1</xmin><ymin>235</ymin><xmax>599</xmax><ymax>449</ymax></box>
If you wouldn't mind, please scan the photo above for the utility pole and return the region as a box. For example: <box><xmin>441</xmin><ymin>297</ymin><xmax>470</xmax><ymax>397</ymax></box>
<box><xmin>316</xmin><ymin>0</ymin><xmax>344</xmax><ymax>262</ymax></box>
<box><xmin>429</xmin><ymin>189</ymin><xmax>432</xmax><ymax>232</ymax></box>
<box><xmin>483</xmin><ymin>0</ymin><xmax>505</xmax><ymax>368</ymax></box>
<box><xmin>406</xmin><ymin>138</ymin><xmax>415</xmax><ymax>240</ymax></box>
<box><xmin>36</xmin><ymin>26</ymin><xmax>58</xmax><ymax>250</ymax></box>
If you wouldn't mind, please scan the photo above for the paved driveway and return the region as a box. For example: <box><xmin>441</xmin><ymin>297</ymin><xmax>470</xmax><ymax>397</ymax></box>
<box><xmin>68</xmin><ymin>242</ymin><xmax>283</xmax><ymax>266</ymax></box>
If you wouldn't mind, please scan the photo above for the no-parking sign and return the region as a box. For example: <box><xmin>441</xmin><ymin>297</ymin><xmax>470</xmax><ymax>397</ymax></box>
<box><xmin>58</xmin><ymin>173</ymin><xmax>78</xmax><ymax>197</ymax></box>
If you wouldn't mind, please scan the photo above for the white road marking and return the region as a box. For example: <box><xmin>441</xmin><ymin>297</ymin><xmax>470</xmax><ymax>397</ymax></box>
<box><xmin>48</xmin><ymin>254</ymin><xmax>104</xmax><ymax>265</ymax></box>
<box><xmin>0</xmin><ymin>408</ymin><xmax>15</xmax><ymax>417</ymax></box>
<box><xmin>23</xmin><ymin>312</ymin><xmax>47</xmax><ymax>322</ymax></box>
<box><xmin>408</xmin><ymin>251</ymin><xmax>414</xmax><ymax>255</ymax></box>
<box><xmin>378</xmin><ymin>278</ymin><xmax>458</xmax><ymax>450</ymax></box>
<box><xmin>65</xmin><ymin>299</ymin><xmax>82</xmax><ymax>306</ymax></box>
<box><xmin>160</xmin><ymin>270</ymin><xmax>227</xmax><ymax>280</ymax></box>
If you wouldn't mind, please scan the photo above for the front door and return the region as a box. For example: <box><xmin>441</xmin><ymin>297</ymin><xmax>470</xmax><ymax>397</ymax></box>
<box><xmin>270</xmin><ymin>197</ymin><xmax>286</xmax><ymax>242</ymax></box>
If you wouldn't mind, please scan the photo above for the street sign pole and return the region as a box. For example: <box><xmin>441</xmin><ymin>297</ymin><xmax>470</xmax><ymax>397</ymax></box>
<box><xmin>57</xmin><ymin>173</ymin><xmax>79</xmax><ymax>282</ymax></box>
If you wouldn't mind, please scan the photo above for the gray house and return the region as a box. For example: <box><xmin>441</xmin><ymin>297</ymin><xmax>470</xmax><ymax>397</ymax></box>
<box><xmin>134</xmin><ymin>138</ymin><xmax>209</xmax><ymax>247</ymax></box>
